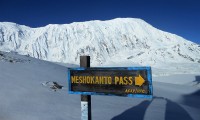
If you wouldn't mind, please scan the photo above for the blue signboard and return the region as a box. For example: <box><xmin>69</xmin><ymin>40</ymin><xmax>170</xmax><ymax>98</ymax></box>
<box><xmin>68</xmin><ymin>67</ymin><xmax>153</xmax><ymax>98</ymax></box>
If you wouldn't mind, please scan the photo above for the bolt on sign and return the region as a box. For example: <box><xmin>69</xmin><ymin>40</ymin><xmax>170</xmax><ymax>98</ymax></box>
<box><xmin>68</xmin><ymin>67</ymin><xmax>153</xmax><ymax>98</ymax></box>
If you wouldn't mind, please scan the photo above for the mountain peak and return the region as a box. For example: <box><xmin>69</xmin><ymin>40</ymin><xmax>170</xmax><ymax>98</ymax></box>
<box><xmin>0</xmin><ymin>18</ymin><xmax>200</xmax><ymax>75</ymax></box>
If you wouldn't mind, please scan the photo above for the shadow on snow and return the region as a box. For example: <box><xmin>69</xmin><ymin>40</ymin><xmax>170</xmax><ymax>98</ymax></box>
<box><xmin>193</xmin><ymin>76</ymin><xmax>200</xmax><ymax>85</ymax></box>
<box><xmin>111</xmin><ymin>96</ymin><xmax>193</xmax><ymax>120</ymax></box>
<box><xmin>181</xmin><ymin>76</ymin><xmax>200</xmax><ymax>108</ymax></box>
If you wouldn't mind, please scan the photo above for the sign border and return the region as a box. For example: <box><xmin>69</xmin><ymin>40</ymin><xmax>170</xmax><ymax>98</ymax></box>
<box><xmin>68</xmin><ymin>67</ymin><xmax>153</xmax><ymax>98</ymax></box>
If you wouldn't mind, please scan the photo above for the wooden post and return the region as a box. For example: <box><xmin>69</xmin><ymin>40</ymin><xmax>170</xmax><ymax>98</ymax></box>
<box><xmin>80</xmin><ymin>56</ymin><xmax>91</xmax><ymax>120</ymax></box>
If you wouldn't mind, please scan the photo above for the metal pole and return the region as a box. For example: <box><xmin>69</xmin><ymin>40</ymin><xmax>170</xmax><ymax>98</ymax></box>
<box><xmin>80</xmin><ymin>56</ymin><xmax>91</xmax><ymax>120</ymax></box>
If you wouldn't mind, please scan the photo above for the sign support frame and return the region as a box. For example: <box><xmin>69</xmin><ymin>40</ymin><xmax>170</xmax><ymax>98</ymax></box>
<box><xmin>80</xmin><ymin>56</ymin><xmax>92</xmax><ymax>120</ymax></box>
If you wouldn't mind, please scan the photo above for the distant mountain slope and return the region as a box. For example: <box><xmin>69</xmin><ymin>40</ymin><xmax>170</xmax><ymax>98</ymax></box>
<box><xmin>0</xmin><ymin>18</ymin><xmax>200</xmax><ymax>74</ymax></box>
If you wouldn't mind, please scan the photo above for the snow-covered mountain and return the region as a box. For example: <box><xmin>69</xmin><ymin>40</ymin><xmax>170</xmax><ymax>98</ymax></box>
<box><xmin>0</xmin><ymin>19</ymin><xmax>200</xmax><ymax>120</ymax></box>
<box><xmin>0</xmin><ymin>18</ymin><xmax>200</xmax><ymax>74</ymax></box>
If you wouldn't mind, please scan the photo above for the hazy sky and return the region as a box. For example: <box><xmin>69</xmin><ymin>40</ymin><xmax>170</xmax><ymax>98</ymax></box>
<box><xmin>0</xmin><ymin>0</ymin><xmax>199</xmax><ymax>44</ymax></box>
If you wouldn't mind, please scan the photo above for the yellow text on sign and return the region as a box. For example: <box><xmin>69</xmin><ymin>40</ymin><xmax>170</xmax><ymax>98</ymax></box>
<box><xmin>71</xmin><ymin>75</ymin><xmax>144</xmax><ymax>86</ymax></box>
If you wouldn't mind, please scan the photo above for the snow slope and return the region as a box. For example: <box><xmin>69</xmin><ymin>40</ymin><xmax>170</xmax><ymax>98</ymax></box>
<box><xmin>0</xmin><ymin>18</ymin><xmax>200</xmax><ymax>75</ymax></box>
<box><xmin>0</xmin><ymin>52</ymin><xmax>199</xmax><ymax>120</ymax></box>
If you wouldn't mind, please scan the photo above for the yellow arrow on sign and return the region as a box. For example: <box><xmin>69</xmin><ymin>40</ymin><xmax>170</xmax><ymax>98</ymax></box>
<box><xmin>135</xmin><ymin>74</ymin><xmax>145</xmax><ymax>86</ymax></box>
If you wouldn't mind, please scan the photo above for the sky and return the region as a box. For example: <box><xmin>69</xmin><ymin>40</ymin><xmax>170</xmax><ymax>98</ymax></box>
<box><xmin>0</xmin><ymin>0</ymin><xmax>199</xmax><ymax>44</ymax></box>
